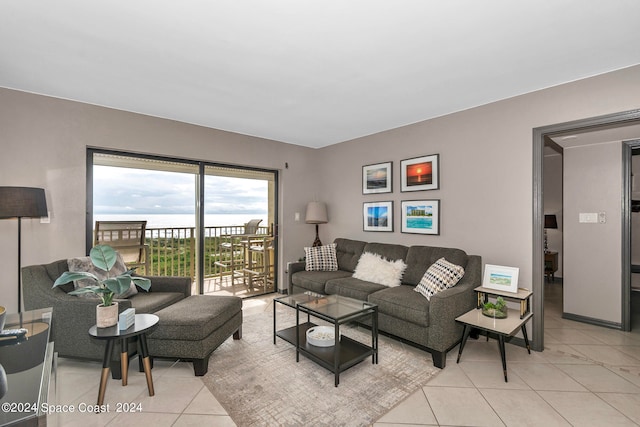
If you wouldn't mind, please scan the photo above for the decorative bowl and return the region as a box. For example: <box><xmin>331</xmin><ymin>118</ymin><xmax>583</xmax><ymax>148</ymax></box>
<box><xmin>306</xmin><ymin>326</ymin><xmax>339</xmax><ymax>347</ymax></box>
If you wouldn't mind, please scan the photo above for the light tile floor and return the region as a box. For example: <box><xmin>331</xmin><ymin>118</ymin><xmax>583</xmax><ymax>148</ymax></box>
<box><xmin>375</xmin><ymin>282</ymin><xmax>640</xmax><ymax>427</ymax></box>
<box><xmin>52</xmin><ymin>282</ymin><xmax>640</xmax><ymax>426</ymax></box>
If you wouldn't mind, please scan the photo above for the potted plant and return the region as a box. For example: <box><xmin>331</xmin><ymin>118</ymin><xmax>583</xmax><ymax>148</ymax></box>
<box><xmin>53</xmin><ymin>245</ymin><xmax>151</xmax><ymax>328</ymax></box>
<box><xmin>482</xmin><ymin>296</ymin><xmax>508</xmax><ymax>319</ymax></box>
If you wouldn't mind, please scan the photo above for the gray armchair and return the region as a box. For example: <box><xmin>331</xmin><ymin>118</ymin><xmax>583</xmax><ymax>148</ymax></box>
<box><xmin>22</xmin><ymin>259</ymin><xmax>191</xmax><ymax>374</ymax></box>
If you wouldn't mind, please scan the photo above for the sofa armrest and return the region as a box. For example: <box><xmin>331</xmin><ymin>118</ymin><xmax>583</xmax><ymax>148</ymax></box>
<box><xmin>427</xmin><ymin>255</ymin><xmax>482</xmax><ymax>352</ymax></box>
<box><xmin>142</xmin><ymin>275</ymin><xmax>192</xmax><ymax>298</ymax></box>
<box><xmin>287</xmin><ymin>261</ymin><xmax>306</xmax><ymax>294</ymax></box>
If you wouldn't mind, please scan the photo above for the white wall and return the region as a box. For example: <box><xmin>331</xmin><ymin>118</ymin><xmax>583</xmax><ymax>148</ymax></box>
<box><xmin>0</xmin><ymin>88</ymin><xmax>319</xmax><ymax>311</ymax></box>
<box><xmin>563</xmin><ymin>141</ymin><xmax>622</xmax><ymax>323</ymax></box>
<box><xmin>2</xmin><ymin>64</ymin><xmax>640</xmax><ymax>327</ymax></box>
<box><xmin>316</xmin><ymin>65</ymin><xmax>640</xmax><ymax>327</ymax></box>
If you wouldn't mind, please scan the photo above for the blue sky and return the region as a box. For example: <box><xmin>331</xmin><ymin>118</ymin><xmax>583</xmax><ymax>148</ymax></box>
<box><xmin>93</xmin><ymin>166</ymin><xmax>268</xmax><ymax>215</ymax></box>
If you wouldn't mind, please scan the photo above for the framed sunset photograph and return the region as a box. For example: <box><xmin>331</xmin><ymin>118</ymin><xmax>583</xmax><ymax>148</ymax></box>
<box><xmin>362</xmin><ymin>161</ymin><xmax>392</xmax><ymax>194</ymax></box>
<box><xmin>400</xmin><ymin>154</ymin><xmax>439</xmax><ymax>191</ymax></box>
<box><xmin>363</xmin><ymin>201</ymin><xmax>393</xmax><ymax>232</ymax></box>
<box><xmin>401</xmin><ymin>199</ymin><xmax>440</xmax><ymax>235</ymax></box>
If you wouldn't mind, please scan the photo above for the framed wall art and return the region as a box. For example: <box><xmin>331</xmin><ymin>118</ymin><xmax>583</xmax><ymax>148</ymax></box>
<box><xmin>401</xmin><ymin>199</ymin><xmax>440</xmax><ymax>235</ymax></box>
<box><xmin>400</xmin><ymin>154</ymin><xmax>439</xmax><ymax>192</ymax></box>
<box><xmin>362</xmin><ymin>161</ymin><xmax>392</xmax><ymax>194</ymax></box>
<box><xmin>363</xmin><ymin>201</ymin><xmax>393</xmax><ymax>232</ymax></box>
<box><xmin>482</xmin><ymin>264</ymin><xmax>519</xmax><ymax>294</ymax></box>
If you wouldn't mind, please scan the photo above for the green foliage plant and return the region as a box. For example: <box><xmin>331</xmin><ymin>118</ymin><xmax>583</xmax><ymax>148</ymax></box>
<box><xmin>53</xmin><ymin>245</ymin><xmax>151</xmax><ymax>306</ymax></box>
<box><xmin>482</xmin><ymin>296</ymin><xmax>507</xmax><ymax>318</ymax></box>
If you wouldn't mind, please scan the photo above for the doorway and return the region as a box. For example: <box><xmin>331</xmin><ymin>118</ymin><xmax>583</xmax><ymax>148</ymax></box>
<box><xmin>533</xmin><ymin>109</ymin><xmax>640</xmax><ymax>351</ymax></box>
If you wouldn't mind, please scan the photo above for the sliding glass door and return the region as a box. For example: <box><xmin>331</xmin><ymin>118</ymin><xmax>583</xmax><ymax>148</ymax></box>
<box><xmin>88</xmin><ymin>149</ymin><xmax>278</xmax><ymax>298</ymax></box>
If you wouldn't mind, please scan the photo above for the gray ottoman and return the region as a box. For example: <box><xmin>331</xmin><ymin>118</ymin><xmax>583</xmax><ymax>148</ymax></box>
<box><xmin>146</xmin><ymin>295</ymin><xmax>242</xmax><ymax>376</ymax></box>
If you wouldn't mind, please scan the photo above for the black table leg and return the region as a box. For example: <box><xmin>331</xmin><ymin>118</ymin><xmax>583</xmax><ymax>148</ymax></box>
<box><xmin>97</xmin><ymin>339</ymin><xmax>114</xmax><ymax>405</ymax></box>
<box><xmin>497</xmin><ymin>335</ymin><xmax>508</xmax><ymax>382</ymax></box>
<box><xmin>457</xmin><ymin>325</ymin><xmax>471</xmax><ymax>363</ymax></box>
<box><xmin>521</xmin><ymin>325</ymin><xmax>531</xmax><ymax>354</ymax></box>
<box><xmin>138</xmin><ymin>333</ymin><xmax>154</xmax><ymax>396</ymax></box>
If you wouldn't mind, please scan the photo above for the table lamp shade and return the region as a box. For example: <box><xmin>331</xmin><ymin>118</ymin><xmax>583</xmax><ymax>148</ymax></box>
<box><xmin>0</xmin><ymin>187</ymin><xmax>48</xmax><ymax>219</ymax></box>
<box><xmin>305</xmin><ymin>201</ymin><xmax>328</xmax><ymax>224</ymax></box>
<box><xmin>544</xmin><ymin>214</ymin><xmax>558</xmax><ymax>229</ymax></box>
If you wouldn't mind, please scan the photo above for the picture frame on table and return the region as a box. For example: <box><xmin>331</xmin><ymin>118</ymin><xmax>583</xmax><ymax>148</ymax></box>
<box><xmin>363</xmin><ymin>201</ymin><xmax>393</xmax><ymax>232</ymax></box>
<box><xmin>482</xmin><ymin>264</ymin><xmax>519</xmax><ymax>294</ymax></box>
<box><xmin>401</xmin><ymin>199</ymin><xmax>440</xmax><ymax>235</ymax></box>
<box><xmin>400</xmin><ymin>154</ymin><xmax>439</xmax><ymax>192</ymax></box>
<box><xmin>362</xmin><ymin>161</ymin><xmax>392</xmax><ymax>194</ymax></box>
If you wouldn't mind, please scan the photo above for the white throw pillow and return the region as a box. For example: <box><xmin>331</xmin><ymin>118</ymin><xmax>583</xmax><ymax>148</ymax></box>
<box><xmin>304</xmin><ymin>243</ymin><xmax>339</xmax><ymax>271</ymax></box>
<box><xmin>352</xmin><ymin>252</ymin><xmax>407</xmax><ymax>287</ymax></box>
<box><xmin>414</xmin><ymin>257</ymin><xmax>465</xmax><ymax>300</ymax></box>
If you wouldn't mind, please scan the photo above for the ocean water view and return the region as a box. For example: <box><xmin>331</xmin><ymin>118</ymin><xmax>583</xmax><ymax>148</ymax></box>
<box><xmin>406</xmin><ymin>216</ymin><xmax>433</xmax><ymax>229</ymax></box>
<box><xmin>94</xmin><ymin>213</ymin><xmax>269</xmax><ymax>229</ymax></box>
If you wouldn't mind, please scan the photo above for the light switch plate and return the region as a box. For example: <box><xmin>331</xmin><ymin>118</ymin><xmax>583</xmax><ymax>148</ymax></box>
<box><xmin>579</xmin><ymin>213</ymin><xmax>598</xmax><ymax>223</ymax></box>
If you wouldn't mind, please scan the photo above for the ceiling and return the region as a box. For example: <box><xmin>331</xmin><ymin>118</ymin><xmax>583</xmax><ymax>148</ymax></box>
<box><xmin>1</xmin><ymin>1</ymin><xmax>639</xmax><ymax>149</ymax></box>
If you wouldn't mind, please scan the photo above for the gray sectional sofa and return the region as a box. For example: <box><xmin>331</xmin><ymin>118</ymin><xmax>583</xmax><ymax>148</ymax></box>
<box><xmin>288</xmin><ymin>238</ymin><xmax>482</xmax><ymax>368</ymax></box>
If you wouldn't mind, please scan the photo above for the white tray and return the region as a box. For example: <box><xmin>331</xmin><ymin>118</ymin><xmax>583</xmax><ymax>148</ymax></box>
<box><xmin>306</xmin><ymin>326</ymin><xmax>339</xmax><ymax>347</ymax></box>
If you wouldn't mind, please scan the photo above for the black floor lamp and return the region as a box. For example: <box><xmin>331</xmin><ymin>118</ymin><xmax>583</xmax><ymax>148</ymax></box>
<box><xmin>0</xmin><ymin>187</ymin><xmax>48</xmax><ymax>313</ymax></box>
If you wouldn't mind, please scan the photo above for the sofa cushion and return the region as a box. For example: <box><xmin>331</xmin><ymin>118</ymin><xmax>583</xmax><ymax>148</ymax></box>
<box><xmin>292</xmin><ymin>270</ymin><xmax>352</xmax><ymax>294</ymax></box>
<box><xmin>414</xmin><ymin>258</ymin><xmax>465</xmax><ymax>301</ymax></box>
<box><xmin>352</xmin><ymin>252</ymin><xmax>407</xmax><ymax>287</ymax></box>
<box><xmin>404</xmin><ymin>246</ymin><xmax>469</xmax><ymax>286</ymax></box>
<box><xmin>127</xmin><ymin>292</ymin><xmax>185</xmax><ymax>313</ymax></box>
<box><xmin>325</xmin><ymin>277</ymin><xmax>387</xmax><ymax>301</ymax></box>
<box><xmin>334</xmin><ymin>238</ymin><xmax>367</xmax><ymax>272</ymax></box>
<box><xmin>362</xmin><ymin>242</ymin><xmax>408</xmax><ymax>263</ymax></box>
<box><xmin>149</xmin><ymin>295</ymin><xmax>242</xmax><ymax>341</ymax></box>
<box><xmin>368</xmin><ymin>285</ymin><xmax>430</xmax><ymax>327</ymax></box>
<box><xmin>304</xmin><ymin>243</ymin><xmax>338</xmax><ymax>271</ymax></box>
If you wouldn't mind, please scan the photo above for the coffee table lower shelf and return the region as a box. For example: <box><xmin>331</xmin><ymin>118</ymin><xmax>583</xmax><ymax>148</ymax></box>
<box><xmin>276</xmin><ymin>322</ymin><xmax>375</xmax><ymax>386</ymax></box>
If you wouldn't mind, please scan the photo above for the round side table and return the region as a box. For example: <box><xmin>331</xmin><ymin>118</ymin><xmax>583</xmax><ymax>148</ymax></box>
<box><xmin>89</xmin><ymin>313</ymin><xmax>159</xmax><ymax>406</ymax></box>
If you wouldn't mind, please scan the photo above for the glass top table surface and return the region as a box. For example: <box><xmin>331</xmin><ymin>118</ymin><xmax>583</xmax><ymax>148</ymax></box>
<box><xmin>0</xmin><ymin>307</ymin><xmax>53</xmax><ymax>427</ymax></box>
<box><xmin>277</xmin><ymin>293</ymin><xmax>376</xmax><ymax>321</ymax></box>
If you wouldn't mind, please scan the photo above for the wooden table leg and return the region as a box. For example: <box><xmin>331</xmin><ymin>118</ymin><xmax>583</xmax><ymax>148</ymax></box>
<box><xmin>97</xmin><ymin>339</ymin><xmax>114</xmax><ymax>405</ymax></box>
<box><xmin>121</xmin><ymin>338</ymin><xmax>128</xmax><ymax>386</ymax></box>
<box><xmin>138</xmin><ymin>333</ymin><xmax>154</xmax><ymax>396</ymax></box>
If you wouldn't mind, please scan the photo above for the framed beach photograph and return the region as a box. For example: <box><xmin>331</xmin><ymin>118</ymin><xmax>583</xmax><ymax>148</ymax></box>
<box><xmin>363</xmin><ymin>201</ymin><xmax>393</xmax><ymax>232</ymax></box>
<box><xmin>401</xmin><ymin>199</ymin><xmax>440</xmax><ymax>235</ymax></box>
<box><xmin>363</xmin><ymin>161</ymin><xmax>392</xmax><ymax>194</ymax></box>
<box><xmin>482</xmin><ymin>264</ymin><xmax>519</xmax><ymax>294</ymax></box>
<box><xmin>400</xmin><ymin>154</ymin><xmax>439</xmax><ymax>192</ymax></box>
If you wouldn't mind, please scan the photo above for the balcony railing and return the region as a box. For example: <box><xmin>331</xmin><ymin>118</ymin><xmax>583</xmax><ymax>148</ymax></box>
<box><xmin>143</xmin><ymin>225</ymin><xmax>270</xmax><ymax>279</ymax></box>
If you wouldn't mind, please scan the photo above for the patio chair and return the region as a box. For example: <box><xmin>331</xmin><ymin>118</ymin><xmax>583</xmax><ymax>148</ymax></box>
<box><xmin>215</xmin><ymin>219</ymin><xmax>263</xmax><ymax>287</ymax></box>
<box><xmin>94</xmin><ymin>220</ymin><xmax>150</xmax><ymax>274</ymax></box>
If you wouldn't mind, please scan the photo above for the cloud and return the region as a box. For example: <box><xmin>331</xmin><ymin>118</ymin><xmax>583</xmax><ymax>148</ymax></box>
<box><xmin>94</xmin><ymin>166</ymin><xmax>268</xmax><ymax>215</ymax></box>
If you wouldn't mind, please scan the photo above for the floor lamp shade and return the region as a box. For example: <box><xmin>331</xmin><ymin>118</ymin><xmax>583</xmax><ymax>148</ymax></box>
<box><xmin>305</xmin><ymin>202</ymin><xmax>328</xmax><ymax>247</ymax></box>
<box><xmin>0</xmin><ymin>187</ymin><xmax>48</xmax><ymax>219</ymax></box>
<box><xmin>0</xmin><ymin>187</ymin><xmax>48</xmax><ymax>314</ymax></box>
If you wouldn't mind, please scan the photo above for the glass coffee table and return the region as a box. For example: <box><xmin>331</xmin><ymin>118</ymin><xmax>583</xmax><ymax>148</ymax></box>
<box><xmin>274</xmin><ymin>292</ymin><xmax>378</xmax><ymax>387</ymax></box>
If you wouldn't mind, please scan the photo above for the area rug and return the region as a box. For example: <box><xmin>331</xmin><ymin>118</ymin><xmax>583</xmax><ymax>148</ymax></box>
<box><xmin>202</xmin><ymin>299</ymin><xmax>440</xmax><ymax>427</ymax></box>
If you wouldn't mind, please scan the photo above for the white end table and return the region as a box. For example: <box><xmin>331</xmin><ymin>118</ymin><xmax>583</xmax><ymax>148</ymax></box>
<box><xmin>455</xmin><ymin>287</ymin><xmax>533</xmax><ymax>382</ymax></box>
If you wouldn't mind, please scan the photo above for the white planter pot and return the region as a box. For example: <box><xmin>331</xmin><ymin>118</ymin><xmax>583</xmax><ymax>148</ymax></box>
<box><xmin>96</xmin><ymin>302</ymin><xmax>119</xmax><ymax>328</ymax></box>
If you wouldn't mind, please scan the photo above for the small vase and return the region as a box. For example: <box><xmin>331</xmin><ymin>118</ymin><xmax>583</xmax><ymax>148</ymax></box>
<box><xmin>96</xmin><ymin>302</ymin><xmax>119</xmax><ymax>328</ymax></box>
